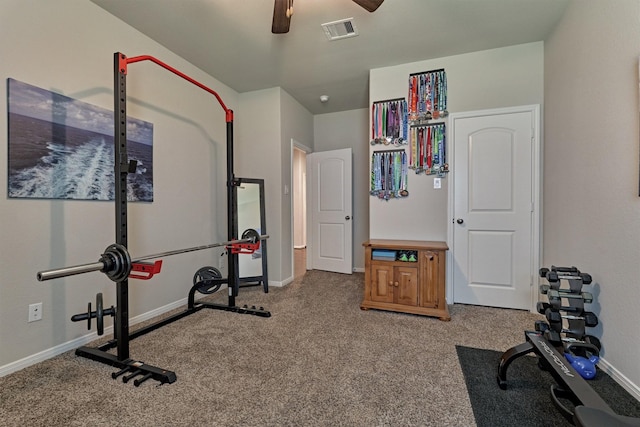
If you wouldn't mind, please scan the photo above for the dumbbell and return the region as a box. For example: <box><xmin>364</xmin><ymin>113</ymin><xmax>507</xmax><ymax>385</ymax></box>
<box><xmin>543</xmin><ymin>266</ymin><xmax>590</xmax><ymax>282</ymax></box>
<box><xmin>547</xmin><ymin>271</ymin><xmax>592</xmax><ymax>284</ymax></box>
<box><xmin>547</xmin><ymin>289</ymin><xmax>593</xmax><ymax>303</ymax></box>
<box><xmin>544</xmin><ymin>328</ymin><xmax>563</xmax><ymax>345</ymax></box>
<box><xmin>548</xmin><ymin>322</ymin><xmax>586</xmax><ymax>339</ymax></box>
<box><xmin>546</xmin><ymin>316</ymin><xmax>587</xmax><ymax>340</ymax></box>
<box><xmin>536</xmin><ymin>319</ymin><xmax>587</xmax><ymax>337</ymax></box>
<box><xmin>540</xmin><ymin>266</ymin><xmax>592</xmax><ymax>290</ymax></box>
<box><xmin>536</xmin><ymin>301</ymin><xmax>582</xmax><ymax>314</ymax></box>
<box><xmin>541</xmin><ymin>325</ymin><xmax>601</xmax><ymax>351</ymax></box>
<box><xmin>535</xmin><ymin>319</ymin><xmax>550</xmax><ymax>333</ymax></box>
<box><xmin>540</xmin><ymin>284</ymin><xmax>592</xmax><ymax>300</ymax></box>
<box><xmin>70</xmin><ymin>293</ymin><xmax>115</xmax><ymax>336</ymax></box>
<box><xmin>539</xmin><ymin>265</ymin><xmax>578</xmax><ymax>277</ymax></box>
<box><xmin>545</xmin><ymin>309</ymin><xmax>598</xmax><ymax>327</ymax></box>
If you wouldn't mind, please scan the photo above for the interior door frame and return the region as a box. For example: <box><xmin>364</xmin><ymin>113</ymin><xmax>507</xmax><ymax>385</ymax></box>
<box><xmin>290</xmin><ymin>138</ymin><xmax>312</xmax><ymax>276</ymax></box>
<box><xmin>446</xmin><ymin>105</ymin><xmax>542</xmax><ymax>312</ymax></box>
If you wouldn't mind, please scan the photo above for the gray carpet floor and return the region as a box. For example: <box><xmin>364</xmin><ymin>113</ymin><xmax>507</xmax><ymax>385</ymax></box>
<box><xmin>0</xmin><ymin>270</ymin><xmax>542</xmax><ymax>426</ymax></box>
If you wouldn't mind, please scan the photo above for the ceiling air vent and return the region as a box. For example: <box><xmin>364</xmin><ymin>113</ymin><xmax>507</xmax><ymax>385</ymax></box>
<box><xmin>322</xmin><ymin>18</ymin><xmax>358</xmax><ymax>41</ymax></box>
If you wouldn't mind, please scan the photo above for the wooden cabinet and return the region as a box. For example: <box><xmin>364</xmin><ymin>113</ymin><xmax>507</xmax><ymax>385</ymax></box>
<box><xmin>370</xmin><ymin>264</ymin><xmax>419</xmax><ymax>306</ymax></box>
<box><xmin>361</xmin><ymin>239</ymin><xmax>450</xmax><ymax>321</ymax></box>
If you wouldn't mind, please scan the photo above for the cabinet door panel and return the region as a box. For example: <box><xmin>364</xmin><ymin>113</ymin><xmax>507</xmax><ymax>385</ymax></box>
<box><xmin>371</xmin><ymin>264</ymin><xmax>394</xmax><ymax>303</ymax></box>
<box><xmin>420</xmin><ymin>251</ymin><xmax>439</xmax><ymax>308</ymax></box>
<box><xmin>395</xmin><ymin>266</ymin><xmax>419</xmax><ymax>306</ymax></box>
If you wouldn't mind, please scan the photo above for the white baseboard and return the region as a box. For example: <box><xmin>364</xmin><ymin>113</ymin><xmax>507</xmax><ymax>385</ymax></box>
<box><xmin>353</xmin><ymin>267</ymin><xmax>365</xmax><ymax>273</ymax></box>
<box><xmin>598</xmin><ymin>356</ymin><xmax>640</xmax><ymax>402</ymax></box>
<box><xmin>0</xmin><ymin>296</ymin><xmax>192</xmax><ymax>378</ymax></box>
<box><xmin>270</xmin><ymin>276</ymin><xmax>293</xmax><ymax>287</ymax></box>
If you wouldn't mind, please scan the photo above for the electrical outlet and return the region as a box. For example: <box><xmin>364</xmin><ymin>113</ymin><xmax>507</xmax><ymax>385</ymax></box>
<box><xmin>433</xmin><ymin>177</ymin><xmax>442</xmax><ymax>189</ymax></box>
<box><xmin>28</xmin><ymin>303</ymin><xmax>43</xmax><ymax>322</ymax></box>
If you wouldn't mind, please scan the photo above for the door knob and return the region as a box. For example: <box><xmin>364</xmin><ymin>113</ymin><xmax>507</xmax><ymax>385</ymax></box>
<box><xmin>456</xmin><ymin>218</ymin><xmax>464</xmax><ymax>224</ymax></box>
<box><xmin>345</xmin><ymin>216</ymin><xmax>351</xmax><ymax>220</ymax></box>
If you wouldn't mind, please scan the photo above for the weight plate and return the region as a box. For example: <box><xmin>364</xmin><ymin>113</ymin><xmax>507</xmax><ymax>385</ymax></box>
<box><xmin>102</xmin><ymin>243</ymin><xmax>132</xmax><ymax>282</ymax></box>
<box><xmin>193</xmin><ymin>266</ymin><xmax>222</xmax><ymax>294</ymax></box>
<box><xmin>96</xmin><ymin>293</ymin><xmax>104</xmax><ymax>336</ymax></box>
<box><xmin>87</xmin><ymin>302</ymin><xmax>92</xmax><ymax>330</ymax></box>
<box><xmin>241</xmin><ymin>228</ymin><xmax>260</xmax><ymax>244</ymax></box>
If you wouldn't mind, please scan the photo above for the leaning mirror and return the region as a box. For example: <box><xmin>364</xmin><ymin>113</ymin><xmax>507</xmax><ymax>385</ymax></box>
<box><xmin>235</xmin><ymin>178</ymin><xmax>268</xmax><ymax>292</ymax></box>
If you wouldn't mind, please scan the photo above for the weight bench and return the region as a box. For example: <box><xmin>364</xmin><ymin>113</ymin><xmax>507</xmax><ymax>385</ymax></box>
<box><xmin>497</xmin><ymin>331</ymin><xmax>640</xmax><ymax>426</ymax></box>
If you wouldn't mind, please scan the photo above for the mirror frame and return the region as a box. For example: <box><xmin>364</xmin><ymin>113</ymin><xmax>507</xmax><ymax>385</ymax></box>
<box><xmin>233</xmin><ymin>177</ymin><xmax>268</xmax><ymax>292</ymax></box>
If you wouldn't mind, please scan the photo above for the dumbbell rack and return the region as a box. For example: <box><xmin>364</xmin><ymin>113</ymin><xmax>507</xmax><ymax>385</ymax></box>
<box><xmin>535</xmin><ymin>266</ymin><xmax>601</xmax><ymax>357</ymax></box>
<box><xmin>497</xmin><ymin>266</ymin><xmax>613</xmax><ymax>423</ymax></box>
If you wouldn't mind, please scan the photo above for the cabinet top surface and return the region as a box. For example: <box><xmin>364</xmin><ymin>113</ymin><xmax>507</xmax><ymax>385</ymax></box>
<box><xmin>363</xmin><ymin>239</ymin><xmax>448</xmax><ymax>251</ymax></box>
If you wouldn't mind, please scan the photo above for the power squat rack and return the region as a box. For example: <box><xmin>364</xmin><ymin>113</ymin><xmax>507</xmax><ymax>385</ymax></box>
<box><xmin>37</xmin><ymin>53</ymin><xmax>271</xmax><ymax>386</ymax></box>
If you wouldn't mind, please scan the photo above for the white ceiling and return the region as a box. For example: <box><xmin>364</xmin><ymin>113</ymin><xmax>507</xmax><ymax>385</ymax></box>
<box><xmin>90</xmin><ymin>0</ymin><xmax>568</xmax><ymax>115</ymax></box>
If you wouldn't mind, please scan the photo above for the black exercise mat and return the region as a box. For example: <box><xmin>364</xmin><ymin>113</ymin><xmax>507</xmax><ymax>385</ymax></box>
<box><xmin>456</xmin><ymin>345</ymin><xmax>640</xmax><ymax>427</ymax></box>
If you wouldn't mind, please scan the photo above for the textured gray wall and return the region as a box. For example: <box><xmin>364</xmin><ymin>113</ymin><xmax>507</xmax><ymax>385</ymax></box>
<box><xmin>544</xmin><ymin>0</ymin><xmax>640</xmax><ymax>392</ymax></box>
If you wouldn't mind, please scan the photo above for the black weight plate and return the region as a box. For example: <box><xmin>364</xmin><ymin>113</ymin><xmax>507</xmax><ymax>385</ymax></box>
<box><xmin>193</xmin><ymin>266</ymin><xmax>219</xmax><ymax>285</ymax></box>
<box><xmin>241</xmin><ymin>228</ymin><xmax>260</xmax><ymax>244</ymax></box>
<box><xmin>87</xmin><ymin>302</ymin><xmax>92</xmax><ymax>330</ymax></box>
<box><xmin>193</xmin><ymin>266</ymin><xmax>222</xmax><ymax>294</ymax></box>
<box><xmin>96</xmin><ymin>293</ymin><xmax>104</xmax><ymax>336</ymax></box>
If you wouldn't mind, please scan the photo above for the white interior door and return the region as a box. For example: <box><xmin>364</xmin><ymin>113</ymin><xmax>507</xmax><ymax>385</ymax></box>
<box><xmin>452</xmin><ymin>107</ymin><xmax>538</xmax><ymax>310</ymax></box>
<box><xmin>307</xmin><ymin>148</ymin><xmax>353</xmax><ymax>274</ymax></box>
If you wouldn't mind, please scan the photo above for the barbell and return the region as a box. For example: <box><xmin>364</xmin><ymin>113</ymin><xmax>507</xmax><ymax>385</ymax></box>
<box><xmin>37</xmin><ymin>229</ymin><xmax>268</xmax><ymax>282</ymax></box>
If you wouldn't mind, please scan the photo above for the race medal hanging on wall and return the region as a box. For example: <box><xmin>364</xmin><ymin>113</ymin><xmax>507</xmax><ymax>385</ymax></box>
<box><xmin>370</xmin><ymin>98</ymin><xmax>408</xmax><ymax>146</ymax></box>
<box><xmin>409</xmin><ymin>122</ymin><xmax>448</xmax><ymax>176</ymax></box>
<box><xmin>370</xmin><ymin>149</ymin><xmax>408</xmax><ymax>200</ymax></box>
<box><xmin>408</xmin><ymin>69</ymin><xmax>447</xmax><ymax>121</ymax></box>
<box><xmin>406</xmin><ymin>68</ymin><xmax>449</xmax><ymax>177</ymax></box>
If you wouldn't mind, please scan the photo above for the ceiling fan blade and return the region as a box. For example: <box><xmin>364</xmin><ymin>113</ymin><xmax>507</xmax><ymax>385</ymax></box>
<box><xmin>352</xmin><ymin>0</ymin><xmax>384</xmax><ymax>12</ymax></box>
<box><xmin>272</xmin><ymin>0</ymin><xmax>292</xmax><ymax>34</ymax></box>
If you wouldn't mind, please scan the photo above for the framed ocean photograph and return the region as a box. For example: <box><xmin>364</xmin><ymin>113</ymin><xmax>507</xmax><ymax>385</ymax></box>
<box><xmin>7</xmin><ymin>78</ymin><xmax>153</xmax><ymax>201</ymax></box>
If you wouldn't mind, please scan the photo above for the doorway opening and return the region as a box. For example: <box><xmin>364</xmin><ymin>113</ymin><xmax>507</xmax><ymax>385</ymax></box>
<box><xmin>293</xmin><ymin>144</ymin><xmax>308</xmax><ymax>279</ymax></box>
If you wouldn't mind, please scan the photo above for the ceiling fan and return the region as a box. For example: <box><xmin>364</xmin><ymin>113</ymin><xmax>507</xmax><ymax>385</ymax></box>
<box><xmin>272</xmin><ymin>0</ymin><xmax>385</xmax><ymax>34</ymax></box>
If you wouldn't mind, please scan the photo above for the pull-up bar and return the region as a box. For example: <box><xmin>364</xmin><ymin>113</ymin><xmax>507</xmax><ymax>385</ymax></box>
<box><xmin>118</xmin><ymin>53</ymin><xmax>233</xmax><ymax>122</ymax></box>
